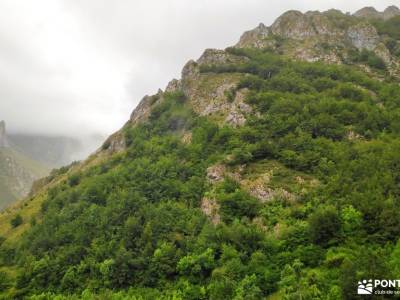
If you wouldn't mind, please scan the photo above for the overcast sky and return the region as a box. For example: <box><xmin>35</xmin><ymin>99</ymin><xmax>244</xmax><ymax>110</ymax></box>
<box><xmin>0</xmin><ymin>0</ymin><xmax>398</xmax><ymax>137</ymax></box>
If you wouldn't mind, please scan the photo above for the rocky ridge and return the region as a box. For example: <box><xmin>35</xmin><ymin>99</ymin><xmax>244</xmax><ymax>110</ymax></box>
<box><xmin>236</xmin><ymin>7</ymin><xmax>400</xmax><ymax>71</ymax></box>
<box><xmin>101</xmin><ymin>6</ymin><xmax>400</xmax><ymax>156</ymax></box>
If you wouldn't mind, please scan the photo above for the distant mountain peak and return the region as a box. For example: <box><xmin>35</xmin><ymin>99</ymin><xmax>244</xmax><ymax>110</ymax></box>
<box><xmin>353</xmin><ymin>7</ymin><xmax>379</xmax><ymax>18</ymax></box>
<box><xmin>354</xmin><ymin>5</ymin><xmax>400</xmax><ymax>20</ymax></box>
<box><xmin>383</xmin><ymin>5</ymin><xmax>400</xmax><ymax>20</ymax></box>
<box><xmin>385</xmin><ymin>5</ymin><xmax>400</xmax><ymax>11</ymax></box>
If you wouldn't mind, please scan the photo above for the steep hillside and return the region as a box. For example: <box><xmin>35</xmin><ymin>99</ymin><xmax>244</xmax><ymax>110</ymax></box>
<box><xmin>0</xmin><ymin>6</ymin><xmax>400</xmax><ymax>299</ymax></box>
<box><xmin>0</xmin><ymin>122</ymin><xmax>48</xmax><ymax>209</ymax></box>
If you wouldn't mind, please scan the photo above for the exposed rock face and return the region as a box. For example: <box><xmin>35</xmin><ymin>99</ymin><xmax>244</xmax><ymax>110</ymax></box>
<box><xmin>271</xmin><ymin>10</ymin><xmax>338</xmax><ymax>39</ymax></box>
<box><xmin>130</xmin><ymin>91</ymin><xmax>163</xmax><ymax>126</ymax></box>
<box><xmin>197</xmin><ymin>49</ymin><xmax>248</xmax><ymax>66</ymax></box>
<box><xmin>201</xmin><ymin>197</ymin><xmax>220</xmax><ymax>225</ymax></box>
<box><xmin>182</xmin><ymin>48</ymin><xmax>248</xmax><ymax>97</ymax></box>
<box><xmin>99</xmin><ymin>92</ymin><xmax>164</xmax><ymax>155</ymax></box>
<box><xmin>236</xmin><ymin>11</ymin><xmax>340</xmax><ymax>49</ymax></box>
<box><xmin>165</xmin><ymin>79</ymin><xmax>181</xmax><ymax>93</ymax></box>
<box><xmin>178</xmin><ymin>49</ymin><xmax>254</xmax><ymax>126</ymax></box>
<box><xmin>347</xmin><ymin>23</ymin><xmax>379</xmax><ymax>51</ymax></box>
<box><xmin>249</xmin><ymin>184</ymin><xmax>274</xmax><ymax>202</ymax></box>
<box><xmin>181</xmin><ymin>61</ymin><xmax>246</xmax><ymax>123</ymax></box>
<box><xmin>181</xmin><ymin>131</ymin><xmax>192</xmax><ymax>144</ymax></box>
<box><xmin>198</xmin><ymin>82</ymin><xmax>235</xmax><ymax>115</ymax></box>
<box><xmin>242</xmin><ymin>172</ymin><xmax>275</xmax><ymax>202</ymax></box>
<box><xmin>101</xmin><ymin>132</ymin><xmax>126</xmax><ymax>154</ymax></box>
<box><xmin>347</xmin><ymin>130</ymin><xmax>363</xmax><ymax>141</ymax></box>
<box><xmin>97</xmin><ymin>89</ymin><xmax>166</xmax><ymax>156</ymax></box>
<box><xmin>224</xmin><ymin>89</ymin><xmax>252</xmax><ymax>127</ymax></box>
<box><xmin>182</xmin><ymin>60</ymin><xmax>199</xmax><ymax>82</ymax></box>
<box><xmin>206</xmin><ymin>164</ymin><xmax>226</xmax><ymax>183</ymax></box>
<box><xmin>271</xmin><ymin>10</ymin><xmax>316</xmax><ymax>39</ymax></box>
<box><xmin>0</xmin><ymin>121</ymin><xmax>9</xmax><ymax>148</ymax></box>
<box><xmin>236</xmin><ymin>23</ymin><xmax>271</xmax><ymax>48</ymax></box>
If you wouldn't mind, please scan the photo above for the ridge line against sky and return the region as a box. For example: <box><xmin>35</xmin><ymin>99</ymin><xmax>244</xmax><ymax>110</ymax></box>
<box><xmin>0</xmin><ymin>0</ymin><xmax>397</xmax><ymax>137</ymax></box>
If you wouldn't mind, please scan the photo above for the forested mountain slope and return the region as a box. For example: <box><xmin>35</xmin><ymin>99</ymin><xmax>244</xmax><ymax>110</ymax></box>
<box><xmin>0</xmin><ymin>6</ymin><xmax>400</xmax><ymax>299</ymax></box>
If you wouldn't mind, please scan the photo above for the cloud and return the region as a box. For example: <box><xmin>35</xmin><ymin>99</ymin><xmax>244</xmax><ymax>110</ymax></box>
<box><xmin>0</xmin><ymin>0</ymin><xmax>398</xmax><ymax>137</ymax></box>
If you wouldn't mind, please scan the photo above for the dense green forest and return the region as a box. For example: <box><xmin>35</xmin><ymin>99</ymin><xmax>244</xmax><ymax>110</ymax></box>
<box><xmin>0</xmin><ymin>45</ymin><xmax>399</xmax><ymax>299</ymax></box>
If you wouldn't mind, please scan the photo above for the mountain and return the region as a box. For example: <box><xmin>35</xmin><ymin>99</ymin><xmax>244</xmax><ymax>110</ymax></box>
<box><xmin>0</xmin><ymin>123</ymin><xmax>104</xmax><ymax>209</ymax></box>
<box><xmin>0</xmin><ymin>121</ymin><xmax>48</xmax><ymax>209</ymax></box>
<box><xmin>0</xmin><ymin>6</ymin><xmax>400</xmax><ymax>299</ymax></box>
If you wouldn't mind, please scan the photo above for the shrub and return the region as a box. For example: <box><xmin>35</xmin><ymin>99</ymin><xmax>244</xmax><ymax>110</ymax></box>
<box><xmin>10</xmin><ymin>214</ymin><xmax>23</xmax><ymax>228</ymax></box>
<box><xmin>348</xmin><ymin>49</ymin><xmax>386</xmax><ymax>70</ymax></box>
<box><xmin>0</xmin><ymin>271</ymin><xmax>10</xmax><ymax>292</ymax></box>
<box><xmin>68</xmin><ymin>173</ymin><xmax>81</xmax><ymax>187</ymax></box>
<box><xmin>309</xmin><ymin>206</ymin><xmax>341</xmax><ymax>246</ymax></box>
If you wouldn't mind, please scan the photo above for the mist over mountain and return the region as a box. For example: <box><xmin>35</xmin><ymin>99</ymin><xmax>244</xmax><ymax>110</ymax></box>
<box><xmin>0</xmin><ymin>121</ymin><xmax>48</xmax><ymax>209</ymax></box>
<box><xmin>8</xmin><ymin>133</ymin><xmax>105</xmax><ymax>168</ymax></box>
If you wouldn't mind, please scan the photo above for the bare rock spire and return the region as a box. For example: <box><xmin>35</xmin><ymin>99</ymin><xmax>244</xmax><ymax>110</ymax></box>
<box><xmin>0</xmin><ymin>120</ymin><xmax>9</xmax><ymax>147</ymax></box>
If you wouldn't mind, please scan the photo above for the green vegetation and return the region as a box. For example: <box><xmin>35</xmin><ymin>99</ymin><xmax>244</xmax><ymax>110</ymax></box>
<box><xmin>372</xmin><ymin>16</ymin><xmax>400</xmax><ymax>40</ymax></box>
<box><xmin>10</xmin><ymin>215</ymin><xmax>22</xmax><ymax>228</ymax></box>
<box><xmin>0</xmin><ymin>47</ymin><xmax>399</xmax><ymax>299</ymax></box>
<box><xmin>372</xmin><ymin>16</ymin><xmax>400</xmax><ymax>58</ymax></box>
<box><xmin>348</xmin><ymin>48</ymin><xmax>387</xmax><ymax>70</ymax></box>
